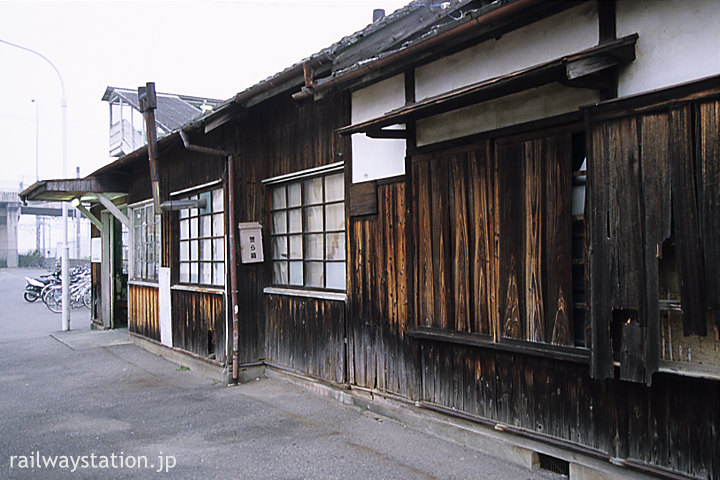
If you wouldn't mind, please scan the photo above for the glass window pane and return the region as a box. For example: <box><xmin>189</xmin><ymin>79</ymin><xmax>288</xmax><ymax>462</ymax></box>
<box><xmin>305</xmin><ymin>262</ymin><xmax>324</xmax><ymax>288</ymax></box>
<box><xmin>190</xmin><ymin>263</ymin><xmax>198</xmax><ymax>283</ymax></box>
<box><xmin>326</xmin><ymin>262</ymin><xmax>346</xmax><ymax>290</ymax></box>
<box><xmin>134</xmin><ymin>225</ymin><xmax>142</xmax><ymax>244</ymax></box>
<box><xmin>272</xmin><ymin>236</ymin><xmax>288</xmax><ymax>259</ymax></box>
<box><xmin>212</xmin><ymin>213</ymin><xmax>224</xmax><ymax>236</ymax></box>
<box><xmin>305</xmin><ymin>234</ymin><xmax>324</xmax><ymax>260</ymax></box>
<box><xmin>179</xmin><ymin>262</ymin><xmax>189</xmax><ymax>283</ymax></box>
<box><xmin>288</xmin><ymin>182</ymin><xmax>301</xmax><ymax>207</ymax></box>
<box><xmin>273</xmin><ymin>261</ymin><xmax>288</xmax><ymax>285</ymax></box>
<box><xmin>325</xmin><ymin>203</ymin><xmax>345</xmax><ymax>231</ymax></box>
<box><xmin>190</xmin><ymin>217</ymin><xmax>198</xmax><ymax>238</ymax></box>
<box><xmin>288</xmin><ymin>208</ymin><xmax>302</xmax><ymax>234</ymax></box>
<box><xmin>179</xmin><ymin>241</ymin><xmax>189</xmax><ymax>261</ymax></box>
<box><xmin>289</xmin><ymin>261</ymin><xmax>303</xmax><ymax>286</ymax></box>
<box><xmin>200</xmin><ymin>262</ymin><xmax>212</xmax><ymax>285</ymax></box>
<box><xmin>289</xmin><ymin>235</ymin><xmax>302</xmax><ymax>259</ymax></box>
<box><xmin>190</xmin><ymin>240</ymin><xmax>198</xmax><ymax>261</ymax></box>
<box><xmin>304</xmin><ymin>177</ymin><xmax>323</xmax><ymax>205</ymax></box>
<box><xmin>272</xmin><ymin>186</ymin><xmax>286</xmax><ymax>209</ymax></box>
<box><xmin>272</xmin><ymin>211</ymin><xmax>287</xmax><ymax>234</ymax></box>
<box><xmin>200</xmin><ymin>239</ymin><xmax>212</xmax><ymax>261</ymax></box>
<box><xmin>305</xmin><ymin>206</ymin><xmax>323</xmax><ymax>232</ymax></box>
<box><xmin>325</xmin><ymin>173</ymin><xmax>344</xmax><ymax>202</ymax></box>
<box><xmin>148</xmin><ymin>262</ymin><xmax>157</xmax><ymax>282</ymax></box>
<box><xmin>213</xmin><ymin>238</ymin><xmax>224</xmax><ymax>261</ymax></box>
<box><xmin>326</xmin><ymin>233</ymin><xmax>345</xmax><ymax>260</ymax></box>
<box><xmin>179</xmin><ymin>219</ymin><xmax>189</xmax><ymax>240</ymax></box>
<box><xmin>212</xmin><ymin>188</ymin><xmax>224</xmax><ymax>212</ymax></box>
<box><xmin>213</xmin><ymin>262</ymin><xmax>225</xmax><ymax>286</ymax></box>
<box><xmin>179</xmin><ymin>208</ymin><xmax>189</xmax><ymax>219</ymax></box>
<box><xmin>200</xmin><ymin>215</ymin><xmax>211</xmax><ymax>238</ymax></box>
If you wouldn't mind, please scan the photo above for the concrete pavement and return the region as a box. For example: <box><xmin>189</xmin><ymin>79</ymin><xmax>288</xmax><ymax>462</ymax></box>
<box><xmin>0</xmin><ymin>268</ymin><xmax>562</xmax><ymax>479</ymax></box>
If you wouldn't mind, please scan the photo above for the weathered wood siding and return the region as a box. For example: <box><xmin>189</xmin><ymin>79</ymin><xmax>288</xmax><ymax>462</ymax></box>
<box><xmin>226</xmin><ymin>92</ymin><xmax>352</xmax><ymax>365</ymax></box>
<box><xmin>266</xmin><ymin>294</ymin><xmax>345</xmax><ymax>383</ymax></box>
<box><xmin>410</xmin><ymin>135</ymin><xmax>574</xmax><ymax>346</ymax></box>
<box><xmin>171</xmin><ymin>290</ymin><xmax>225</xmax><ymax>362</ymax></box>
<box><xmin>345</xmin><ymin>87</ymin><xmax>720</xmax><ymax>478</ymax></box>
<box><xmin>348</xmin><ymin>182</ymin><xmax>420</xmax><ymax>397</ymax></box>
<box><xmin>412</xmin><ymin>143</ymin><xmax>499</xmax><ymax>337</ymax></box>
<box><xmin>589</xmin><ymin>94</ymin><xmax>720</xmax><ymax>384</ymax></box>
<box><xmin>419</xmin><ymin>343</ymin><xmax>719</xmax><ymax>478</ymax></box>
<box><xmin>128</xmin><ymin>284</ymin><xmax>160</xmax><ymax>341</ymax></box>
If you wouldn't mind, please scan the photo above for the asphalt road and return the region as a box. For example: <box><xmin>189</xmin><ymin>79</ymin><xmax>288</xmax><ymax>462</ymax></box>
<box><xmin>0</xmin><ymin>268</ymin><xmax>561</xmax><ymax>479</ymax></box>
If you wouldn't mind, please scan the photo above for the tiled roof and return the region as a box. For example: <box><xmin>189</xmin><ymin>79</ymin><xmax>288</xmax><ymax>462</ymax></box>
<box><xmin>101</xmin><ymin>87</ymin><xmax>223</xmax><ymax>132</ymax></box>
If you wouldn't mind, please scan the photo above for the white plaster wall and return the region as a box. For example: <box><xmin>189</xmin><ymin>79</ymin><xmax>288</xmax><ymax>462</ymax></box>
<box><xmin>416</xmin><ymin>83</ymin><xmax>601</xmax><ymax>146</ymax></box>
<box><xmin>415</xmin><ymin>3</ymin><xmax>599</xmax><ymax>101</ymax></box>
<box><xmin>616</xmin><ymin>0</ymin><xmax>720</xmax><ymax>97</ymax></box>
<box><xmin>351</xmin><ymin>74</ymin><xmax>407</xmax><ymax>183</ymax></box>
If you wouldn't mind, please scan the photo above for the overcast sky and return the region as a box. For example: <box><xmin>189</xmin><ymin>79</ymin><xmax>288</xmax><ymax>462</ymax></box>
<box><xmin>0</xmin><ymin>0</ymin><xmax>409</xmax><ymax>191</ymax></box>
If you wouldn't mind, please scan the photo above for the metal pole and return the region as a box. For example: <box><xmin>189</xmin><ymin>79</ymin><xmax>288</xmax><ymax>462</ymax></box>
<box><xmin>32</xmin><ymin>99</ymin><xmax>39</xmax><ymax>182</ymax></box>
<box><xmin>75</xmin><ymin>166</ymin><xmax>81</xmax><ymax>259</ymax></box>
<box><xmin>32</xmin><ymin>99</ymin><xmax>41</xmax><ymax>254</ymax></box>
<box><xmin>1</xmin><ymin>38</ymin><xmax>70</xmax><ymax>330</ymax></box>
<box><xmin>61</xmin><ymin>93</ymin><xmax>69</xmax><ymax>331</ymax></box>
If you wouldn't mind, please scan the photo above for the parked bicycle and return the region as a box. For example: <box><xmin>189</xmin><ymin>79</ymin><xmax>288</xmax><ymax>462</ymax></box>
<box><xmin>40</xmin><ymin>265</ymin><xmax>92</xmax><ymax>313</ymax></box>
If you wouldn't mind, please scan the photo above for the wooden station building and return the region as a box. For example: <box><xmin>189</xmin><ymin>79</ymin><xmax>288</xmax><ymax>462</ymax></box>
<box><xmin>20</xmin><ymin>1</ymin><xmax>720</xmax><ymax>478</ymax></box>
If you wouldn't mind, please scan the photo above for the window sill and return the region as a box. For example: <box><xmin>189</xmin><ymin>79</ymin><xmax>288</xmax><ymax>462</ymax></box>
<box><xmin>171</xmin><ymin>284</ymin><xmax>225</xmax><ymax>295</ymax></box>
<box><xmin>657</xmin><ymin>360</ymin><xmax>720</xmax><ymax>382</ymax></box>
<box><xmin>263</xmin><ymin>287</ymin><xmax>347</xmax><ymax>302</ymax></box>
<box><xmin>128</xmin><ymin>280</ymin><xmax>159</xmax><ymax>288</ymax></box>
<box><xmin>408</xmin><ymin>326</ymin><xmax>590</xmax><ymax>364</ymax></box>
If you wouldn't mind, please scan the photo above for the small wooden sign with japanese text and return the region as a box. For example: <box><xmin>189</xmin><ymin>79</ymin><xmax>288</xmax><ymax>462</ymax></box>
<box><xmin>238</xmin><ymin>222</ymin><xmax>264</xmax><ymax>264</ymax></box>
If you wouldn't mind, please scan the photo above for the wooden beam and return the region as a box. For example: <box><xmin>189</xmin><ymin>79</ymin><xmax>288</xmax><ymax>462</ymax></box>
<box><xmin>72</xmin><ymin>200</ymin><xmax>104</xmax><ymax>231</ymax></box>
<box><xmin>96</xmin><ymin>193</ymin><xmax>131</xmax><ymax>228</ymax></box>
<box><xmin>366</xmin><ymin>128</ymin><xmax>408</xmax><ymax>139</ymax></box>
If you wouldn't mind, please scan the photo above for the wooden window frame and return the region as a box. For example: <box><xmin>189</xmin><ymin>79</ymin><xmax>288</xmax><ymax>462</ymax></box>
<box><xmin>130</xmin><ymin>201</ymin><xmax>159</xmax><ymax>283</ymax></box>
<box><xmin>176</xmin><ymin>186</ymin><xmax>225</xmax><ymax>288</ymax></box>
<box><xmin>267</xmin><ymin>166</ymin><xmax>346</xmax><ymax>293</ymax></box>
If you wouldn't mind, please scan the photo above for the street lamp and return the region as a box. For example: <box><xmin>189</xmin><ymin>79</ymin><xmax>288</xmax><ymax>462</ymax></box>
<box><xmin>31</xmin><ymin>99</ymin><xmax>39</xmax><ymax>182</ymax></box>
<box><xmin>2</xmin><ymin>38</ymin><xmax>70</xmax><ymax>331</ymax></box>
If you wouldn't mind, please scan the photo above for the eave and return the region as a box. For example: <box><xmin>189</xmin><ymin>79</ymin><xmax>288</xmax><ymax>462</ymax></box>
<box><xmin>338</xmin><ymin>34</ymin><xmax>638</xmax><ymax>137</ymax></box>
<box><xmin>19</xmin><ymin>177</ymin><xmax>129</xmax><ymax>204</ymax></box>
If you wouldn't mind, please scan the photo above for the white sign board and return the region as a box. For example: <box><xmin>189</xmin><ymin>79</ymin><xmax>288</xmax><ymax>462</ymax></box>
<box><xmin>91</xmin><ymin>237</ymin><xmax>102</xmax><ymax>263</ymax></box>
<box><xmin>238</xmin><ymin>222</ymin><xmax>264</xmax><ymax>264</ymax></box>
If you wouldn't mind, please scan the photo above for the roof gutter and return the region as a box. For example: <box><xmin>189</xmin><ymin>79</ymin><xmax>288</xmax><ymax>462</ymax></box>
<box><xmin>292</xmin><ymin>0</ymin><xmax>543</xmax><ymax>101</ymax></box>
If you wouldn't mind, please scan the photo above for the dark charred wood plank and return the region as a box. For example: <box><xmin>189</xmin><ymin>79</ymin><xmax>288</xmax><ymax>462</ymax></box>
<box><xmin>697</xmin><ymin>100</ymin><xmax>720</xmax><ymax>331</ymax></box>
<box><xmin>349</xmin><ymin>180</ymin><xmax>378</xmax><ymax>217</ymax></box>
<box><xmin>524</xmin><ymin>139</ymin><xmax>545</xmax><ymax>343</ymax></box>
<box><xmin>498</xmin><ymin>142</ymin><xmax>523</xmax><ymax>339</ymax></box>
<box><xmin>639</xmin><ymin>112</ymin><xmax>672</xmax><ymax>383</ymax></box>
<box><xmin>415</xmin><ymin>159</ymin><xmax>435</xmax><ymax>327</ymax></box>
<box><xmin>450</xmin><ymin>154</ymin><xmax>471</xmax><ymax>332</ymax></box>
<box><xmin>431</xmin><ymin>158</ymin><xmax>452</xmax><ymax>329</ymax></box>
<box><xmin>670</xmin><ymin>106</ymin><xmax>708</xmax><ymax>336</ymax></box>
<box><xmin>588</xmin><ymin>118</ymin><xmax>615</xmax><ymax>380</ymax></box>
<box><xmin>543</xmin><ymin>134</ymin><xmax>574</xmax><ymax>346</ymax></box>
